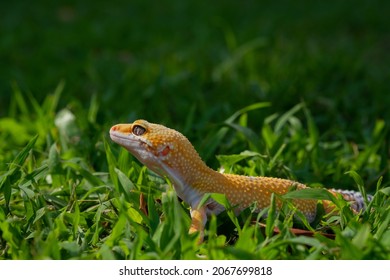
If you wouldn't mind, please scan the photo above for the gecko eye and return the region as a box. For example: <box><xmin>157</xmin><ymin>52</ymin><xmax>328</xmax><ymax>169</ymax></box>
<box><xmin>132</xmin><ymin>125</ymin><xmax>146</xmax><ymax>136</ymax></box>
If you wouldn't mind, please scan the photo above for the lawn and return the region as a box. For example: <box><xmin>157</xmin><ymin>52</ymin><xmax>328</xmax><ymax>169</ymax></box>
<box><xmin>0</xmin><ymin>0</ymin><xmax>389</xmax><ymax>259</ymax></box>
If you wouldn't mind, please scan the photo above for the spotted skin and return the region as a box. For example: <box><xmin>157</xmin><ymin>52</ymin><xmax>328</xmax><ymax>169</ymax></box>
<box><xmin>110</xmin><ymin>120</ymin><xmax>369</xmax><ymax>239</ymax></box>
<box><xmin>330</xmin><ymin>189</ymin><xmax>372</xmax><ymax>212</ymax></box>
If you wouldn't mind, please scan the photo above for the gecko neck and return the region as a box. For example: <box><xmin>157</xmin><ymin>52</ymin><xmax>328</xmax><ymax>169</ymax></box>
<box><xmin>159</xmin><ymin>154</ymin><xmax>227</xmax><ymax>208</ymax></box>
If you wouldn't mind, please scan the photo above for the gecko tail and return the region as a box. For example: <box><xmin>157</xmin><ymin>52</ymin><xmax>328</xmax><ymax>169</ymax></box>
<box><xmin>330</xmin><ymin>189</ymin><xmax>373</xmax><ymax>212</ymax></box>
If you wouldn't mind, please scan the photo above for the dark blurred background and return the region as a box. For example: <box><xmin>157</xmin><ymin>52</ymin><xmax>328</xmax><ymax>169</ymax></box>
<box><xmin>1</xmin><ymin>0</ymin><xmax>389</xmax><ymax>128</ymax></box>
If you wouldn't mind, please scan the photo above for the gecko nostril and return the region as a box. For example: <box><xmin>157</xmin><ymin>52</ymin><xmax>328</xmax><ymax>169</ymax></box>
<box><xmin>111</xmin><ymin>125</ymin><xmax>118</xmax><ymax>131</ymax></box>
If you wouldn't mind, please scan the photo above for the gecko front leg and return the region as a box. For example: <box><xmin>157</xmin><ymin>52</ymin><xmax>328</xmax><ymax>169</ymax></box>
<box><xmin>189</xmin><ymin>206</ymin><xmax>207</xmax><ymax>243</ymax></box>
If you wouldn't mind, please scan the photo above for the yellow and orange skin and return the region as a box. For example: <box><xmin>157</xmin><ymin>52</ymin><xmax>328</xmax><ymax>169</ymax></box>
<box><xmin>110</xmin><ymin>120</ymin><xmax>343</xmax><ymax>239</ymax></box>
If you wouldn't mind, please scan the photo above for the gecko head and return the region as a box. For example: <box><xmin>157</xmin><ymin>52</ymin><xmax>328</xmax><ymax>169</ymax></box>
<box><xmin>109</xmin><ymin>119</ymin><xmax>198</xmax><ymax>176</ymax></box>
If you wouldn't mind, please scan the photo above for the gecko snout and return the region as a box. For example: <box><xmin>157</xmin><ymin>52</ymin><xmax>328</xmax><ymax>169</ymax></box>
<box><xmin>110</xmin><ymin>124</ymin><xmax>132</xmax><ymax>134</ymax></box>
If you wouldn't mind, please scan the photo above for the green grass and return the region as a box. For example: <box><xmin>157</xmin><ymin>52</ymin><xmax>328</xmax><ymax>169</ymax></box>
<box><xmin>1</xmin><ymin>0</ymin><xmax>389</xmax><ymax>259</ymax></box>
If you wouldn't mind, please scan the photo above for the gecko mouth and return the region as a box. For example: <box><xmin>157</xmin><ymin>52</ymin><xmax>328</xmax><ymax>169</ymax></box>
<box><xmin>109</xmin><ymin>130</ymin><xmax>129</xmax><ymax>138</ymax></box>
<box><xmin>109</xmin><ymin>131</ymin><xmax>152</xmax><ymax>151</ymax></box>
<box><xmin>110</xmin><ymin>131</ymin><xmax>139</xmax><ymax>145</ymax></box>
